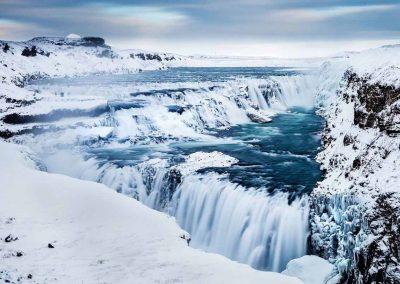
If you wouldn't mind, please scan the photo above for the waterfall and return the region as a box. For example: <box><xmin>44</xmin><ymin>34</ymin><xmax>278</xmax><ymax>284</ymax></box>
<box><xmin>144</xmin><ymin>167</ymin><xmax>168</xmax><ymax>209</ymax></box>
<box><xmin>271</xmin><ymin>75</ymin><xmax>317</xmax><ymax>108</ymax></box>
<box><xmin>247</xmin><ymin>82</ymin><xmax>270</xmax><ymax>110</ymax></box>
<box><xmin>29</xmin><ymin>71</ymin><xmax>319</xmax><ymax>273</ymax></box>
<box><xmin>170</xmin><ymin>173</ymin><xmax>309</xmax><ymax>272</ymax></box>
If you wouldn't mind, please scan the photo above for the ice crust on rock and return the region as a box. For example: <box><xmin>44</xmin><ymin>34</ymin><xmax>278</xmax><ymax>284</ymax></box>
<box><xmin>308</xmin><ymin>44</ymin><xmax>400</xmax><ymax>282</ymax></box>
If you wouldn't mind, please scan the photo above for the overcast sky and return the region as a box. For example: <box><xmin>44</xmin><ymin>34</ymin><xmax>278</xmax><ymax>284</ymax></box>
<box><xmin>0</xmin><ymin>0</ymin><xmax>399</xmax><ymax>57</ymax></box>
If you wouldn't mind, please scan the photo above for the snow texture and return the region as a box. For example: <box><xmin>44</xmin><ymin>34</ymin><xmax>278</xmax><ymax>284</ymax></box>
<box><xmin>282</xmin><ymin>255</ymin><xmax>339</xmax><ymax>284</ymax></box>
<box><xmin>174</xmin><ymin>151</ymin><xmax>239</xmax><ymax>175</ymax></box>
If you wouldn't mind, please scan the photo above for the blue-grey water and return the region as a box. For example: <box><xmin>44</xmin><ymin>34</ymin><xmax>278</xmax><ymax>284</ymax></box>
<box><xmin>32</xmin><ymin>67</ymin><xmax>300</xmax><ymax>85</ymax></box>
<box><xmin>90</xmin><ymin>107</ymin><xmax>323</xmax><ymax>196</ymax></box>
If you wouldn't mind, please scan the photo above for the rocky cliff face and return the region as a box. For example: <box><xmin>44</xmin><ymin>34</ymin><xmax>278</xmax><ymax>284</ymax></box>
<box><xmin>310</xmin><ymin>68</ymin><xmax>400</xmax><ymax>283</ymax></box>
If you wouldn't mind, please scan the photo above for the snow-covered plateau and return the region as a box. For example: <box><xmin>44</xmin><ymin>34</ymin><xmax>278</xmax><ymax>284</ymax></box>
<box><xmin>0</xmin><ymin>36</ymin><xmax>399</xmax><ymax>283</ymax></box>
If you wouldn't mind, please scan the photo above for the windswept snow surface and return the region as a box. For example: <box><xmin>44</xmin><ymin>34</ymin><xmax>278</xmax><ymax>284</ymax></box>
<box><xmin>0</xmin><ymin>141</ymin><xmax>302</xmax><ymax>284</ymax></box>
<box><xmin>282</xmin><ymin>255</ymin><xmax>338</xmax><ymax>284</ymax></box>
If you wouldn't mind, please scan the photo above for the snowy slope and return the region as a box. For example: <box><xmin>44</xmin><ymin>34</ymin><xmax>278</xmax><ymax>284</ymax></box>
<box><xmin>0</xmin><ymin>141</ymin><xmax>302</xmax><ymax>284</ymax></box>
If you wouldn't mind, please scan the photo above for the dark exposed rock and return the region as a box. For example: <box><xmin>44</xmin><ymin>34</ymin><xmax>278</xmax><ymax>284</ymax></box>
<box><xmin>352</xmin><ymin>158</ymin><xmax>361</xmax><ymax>169</ymax></box>
<box><xmin>246</xmin><ymin>112</ymin><xmax>271</xmax><ymax>123</ymax></box>
<box><xmin>81</xmin><ymin>37</ymin><xmax>105</xmax><ymax>47</ymax></box>
<box><xmin>343</xmin><ymin>134</ymin><xmax>354</xmax><ymax>146</ymax></box>
<box><xmin>2</xmin><ymin>43</ymin><xmax>10</xmax><ymax>53</ymax></box>
<box><xmin>167</xmin><ymin>105</ymin><xmax>185</xmax><ymax>114</ymax></box>
<box><xmin>21</xmin><ymin>46</ymin><xmax>37</xmax><ymax>57</ymax></box>
<box><xmin>131</xmin><ymin>53</ymin><xmax>163</xmax><ymax>61</ymax></box>
<box><xmin>132</xmin><ymin>53</ymin><xmax>145</xmax><ymax>60</ymax></box>
<box><xmin>145</xmin><ymin>53</ymin><xmax>162</xmax><ymax>61</ymax></box>
<box><xmin>48</xmin><ymin>243</ymin><xmax>55</xmax><ymax>248</ymax></box>
<box><xmin>28</xmin><ymin>36</ymin><xmax>109</xmax><ymax>49</ymax></box>
<box><xmin>4</xmin><ymin>234</ymin><xmax>18</xmax><ymax>242</ymax></box>
<box><xmin>345</xmin><ymin>71</ymin><xmax>400</xmax><ymax>134</ymax></box>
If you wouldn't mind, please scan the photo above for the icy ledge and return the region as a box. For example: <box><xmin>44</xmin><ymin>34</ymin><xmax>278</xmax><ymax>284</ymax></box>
<box><xmin>174</xmin><ymin>151</ymin><xmax>239</xmax><ymax>175</ymax></box>
<box><xmin>0</xmin><ymin>141</ymin><xmax>301</xmax><ymax>284</ymax></box>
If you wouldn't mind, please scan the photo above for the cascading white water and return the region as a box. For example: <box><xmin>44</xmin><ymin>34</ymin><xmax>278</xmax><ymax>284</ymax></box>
<box><xmin>171</xmin><ymin>173</ymin><xmax>310</xmax><ymax>272</ymax></box>
<box><xmin>247</xmin><ymin>81</ymin><xmax>270</xmax><ymax>110</ymax></box>
<box><xmin>144</xmin><ymin>167</ymin><xmax>168</xmax><ymax>209</ymax></box>
<box><xmin>271</xmin><ymin>75</ymin><xmax>317</xmax><ymax>108</ymax></box>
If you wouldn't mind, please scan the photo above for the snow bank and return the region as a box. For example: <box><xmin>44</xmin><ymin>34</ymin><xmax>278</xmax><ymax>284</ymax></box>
<box><xmin>65</xmin><ymin>34</ymin><xmax>81</xmax><ymax>40</ymax></box>
<box><xmin>0</xmin><ymin>141</ymin><xmax>301</xmax><ymax>283</ymax></box>
<box><xmin>282</xmin><ymin>255</ymin><xmax>339</xmax><ymax>284</ymax></box>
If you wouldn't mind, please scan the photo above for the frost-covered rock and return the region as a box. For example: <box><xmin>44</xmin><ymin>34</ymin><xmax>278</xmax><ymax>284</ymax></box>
<box><xmin>310</xmin><ymin>45</ymin><xmax>400</xmax><ymax>283</ymax></box>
